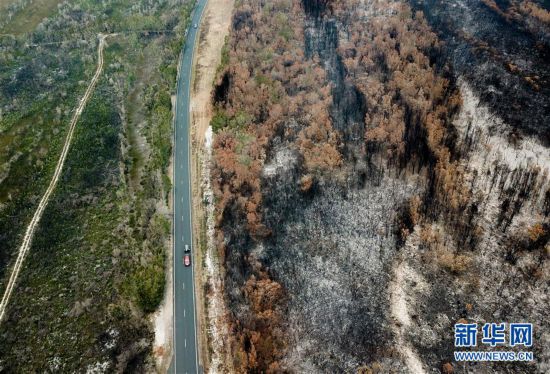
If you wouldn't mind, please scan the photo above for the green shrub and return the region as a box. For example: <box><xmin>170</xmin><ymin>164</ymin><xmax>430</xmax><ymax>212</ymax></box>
<box><xmin>133</xmin><ymin>263</ymin><xmax>165</xmax><ymax>313</ymax></box>
<box><xmin>211</xmin><ymin>109</ymin><xmax>230</xmax><ymax>132</ymax></box>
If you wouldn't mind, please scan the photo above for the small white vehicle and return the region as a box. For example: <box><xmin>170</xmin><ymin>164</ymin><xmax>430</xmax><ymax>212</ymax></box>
<box><xmin>185</xmin><ymin>244</ymin><xmax>190</xmax><ymax>253</ymax></box>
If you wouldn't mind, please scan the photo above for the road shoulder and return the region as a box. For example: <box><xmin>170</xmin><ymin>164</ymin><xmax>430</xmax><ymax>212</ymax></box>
<box><xmin>189</xmin><ymin>0</ymin><xmax>235</xmax><ymax>371</ymax></box>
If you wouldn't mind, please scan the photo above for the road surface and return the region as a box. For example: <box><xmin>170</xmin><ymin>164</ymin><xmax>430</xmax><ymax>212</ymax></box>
<box><xmin>172</xmin><ymin>1</ymin><xmax>207</xmax><ymax>373</ymax></box>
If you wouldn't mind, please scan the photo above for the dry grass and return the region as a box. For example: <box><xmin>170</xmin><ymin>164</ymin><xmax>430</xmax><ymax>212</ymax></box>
<box><xmin>1</xmin><ymin>0</ymin><xmax>62</xmax><ymax>34</ymax></box>
<box><xmin>0</xmin><ymin>0</ymin><xmax>17</xmax><ymax>11</ymax></box>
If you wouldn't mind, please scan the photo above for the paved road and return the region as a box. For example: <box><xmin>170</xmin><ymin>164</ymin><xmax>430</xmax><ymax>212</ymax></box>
<box><xmin>172</xmin><ymin>1</ymin><xmax>208</xmax><ymax>373</ymax></box>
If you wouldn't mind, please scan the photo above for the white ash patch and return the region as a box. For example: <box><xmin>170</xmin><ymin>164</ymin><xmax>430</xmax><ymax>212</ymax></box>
<box><xmin>454</xmin><ymin>81</ymin><xmax>548</xmax><ymax>255</ymax></box>
<box><xmin>395</xmin><ymin>83</ymin><xmax>550</xmax><ymax>373</ymax></box>
<box><xmin>263</xmin><ymin>147</ymin><xmax>297</xmax><ymax>177</ymax></box>
<box><xmin>250</xmin><ymin>242</ymin><xmax>267</xmax><ymax>261</ymax></box>
<box><xmin>456</xmin><ymin>81</ymin><xmax>550</xmax><ymax>210</ymax></box>
<box><xmin>203</xmin><ymin>126</ymin><xmax>234</xmax><ymax>374</ymax></box>
<box><xmin>270</xmin><ymin>176</ymin><xmax>422</xmax><ymax>371</ymax></box>
<box><xmin>103</xmin><ymin>327</ymin><xmax>119</xmax><ymax>351</ymax></box>
<box><xmin>205</xmin><ymin>126</ymin><xmax>213</xmax><ymax>150</ymax></box>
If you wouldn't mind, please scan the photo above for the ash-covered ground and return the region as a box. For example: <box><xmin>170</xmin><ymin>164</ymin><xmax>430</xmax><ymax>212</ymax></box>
<box><xmin>393</xmin><ymin>82</ymin><xmax>550</xmax><ymax>373</ymax></box>
<box><xmin>259</xmin><ymin>1</ymin><xmax>550</xmax><ymax>372</ymax></box>
<box><xmin>255</xmin><ymin>85</ymin><xmax>550</xmax><ymax>373</ymax></box>
<box><xmin>259</xmin><ymin>146</ymin><xmax>423</xmax><ymax>371</ymax></box>
<box><xmin>411</xmin><ymin>0</ymin><xmax>550</xmax><ymax>144</ymax></box>
<box><xmin>212</xmin><ymin>1</ymin><xmax>550</xmax><ymax>373</ymax></box>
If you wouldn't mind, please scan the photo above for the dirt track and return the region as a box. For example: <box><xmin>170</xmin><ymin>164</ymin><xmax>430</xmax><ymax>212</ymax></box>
<box><xmin>0</xmin><ymin>34</ymin><xmax>112</xmax><ymax>323</ymax></box>
<box><xmin>190</xmin><ymin>0</ymin><xmax>234</xmax><ymax>147</ymax></box>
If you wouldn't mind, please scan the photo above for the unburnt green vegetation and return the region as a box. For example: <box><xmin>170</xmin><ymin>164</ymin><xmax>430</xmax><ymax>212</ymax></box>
<box><xmin>0</xmin><ymin>0</ymin><xmax>195</xmax><ymax>370</ymax></box>
<box><xmin>0</xmin><ymin>0</ymin><xmax>63</xmax><ymax>35</ymax></box>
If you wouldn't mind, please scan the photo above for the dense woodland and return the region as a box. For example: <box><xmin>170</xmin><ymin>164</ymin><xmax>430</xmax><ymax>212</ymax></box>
<box><xmin>0</xmin><ymin>0</ymin><xmax>194</xmax><ymax>371</ymax></box>
<box><xmin>212</xmin><ymin>0</ymin><xmax>549</xmax><ymax>372</ymax></box>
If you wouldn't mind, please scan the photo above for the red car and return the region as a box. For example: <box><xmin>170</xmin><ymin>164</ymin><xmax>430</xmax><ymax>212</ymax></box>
<box><xmin>184</xmin><ymin>254</ymin><xmax>191</xmax><ymax>267</ymax></box>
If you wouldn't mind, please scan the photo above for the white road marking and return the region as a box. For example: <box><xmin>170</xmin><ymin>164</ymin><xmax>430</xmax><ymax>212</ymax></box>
<box><xmin>184</xmin><ymin>309</ymin><xmax>186</xmax><ymax>317</ymax></box>
<box><xmin>173</xmin><ymin>4</ymin><xmax>207</xmax><ymax>372</ymax></box>
<box><xmin>182</xmin><ymin>282</ymin><xmax>185</xmax><ymax>290</ymax></box>
<box><xmin>184</xmin><ymin>339</ymin><xmax>187</xmax><ymax>348</ymax></box>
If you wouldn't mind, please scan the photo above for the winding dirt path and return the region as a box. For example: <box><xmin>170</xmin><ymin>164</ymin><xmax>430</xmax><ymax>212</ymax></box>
<box><xmin>0</xmin><ymin>34</ymin><xmax>112</xmax><ymax>323</ymax></box>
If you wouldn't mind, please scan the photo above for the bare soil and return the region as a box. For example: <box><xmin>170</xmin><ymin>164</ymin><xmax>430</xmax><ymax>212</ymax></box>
<box><xmin>190</xmin><ymin>0</ymin><xmax>234</xmax><ymax>148</ymax></box>
<box><xmin>188</xmin><ymin>0</ymin><xmax>235</xmax><ymax>371</ymax></box>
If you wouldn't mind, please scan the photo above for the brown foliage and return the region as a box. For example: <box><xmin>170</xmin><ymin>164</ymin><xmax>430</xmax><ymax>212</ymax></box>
<box><xmin>481</xmin><ymin>0</ymin><xmax>513</xmax><ymax>22</ymax></box>
<box><xmin>520</xmin><ymin>1</ymin><xmax>550</xmax><ymax>23</ymax></box>
<box><xmin>409</xmin><ymin>196</ymin><xmax>422</xmax><ymax>226</ymax></box>
<box><xmin>300</xmin><ymin>174</ymin><xmax>313</xmax><ymax>192</ymax></box>
<box><xmin>442</xmin><ymin>362</ymin><xmax>454</xmax><ymax>374</ymax></box>
<box><xmin>212</xmin><ymin>0</ymin><xmax>343</xmax><ymax>239</ymax></box>
<box><xmin>335</xmin><ymin>1</ymin><xmax>469</xmax><ymax>210</ymax></box>
<box><xmin>235</xmin><ymin>274</ymin><xmax>287</xmax><ymax>372</ymax></box>
<box><xmin>211</xmin><ymin>0</ymin><xmax>345</xmax><ymax>370</ymax></box>
<box><xmin>420</xmin><ymin>224</ymin><xmax>472</xmax><ymax>274</ymax></box>
<box><xmin>528</xmin><ymin>223</ymin><xmax>546</xmax><ymax>242</ymax></box>
<box><xmin>481</xmin><ymin>0</ymin><xmax>550</xmax><ymax>40</ymax></box>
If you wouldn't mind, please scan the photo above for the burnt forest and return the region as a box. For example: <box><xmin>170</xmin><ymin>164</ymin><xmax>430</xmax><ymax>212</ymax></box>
<box><xmin>207</xmin><ymin>0</ymin><xmax>550</xmax><ymax>373</ymax></box>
